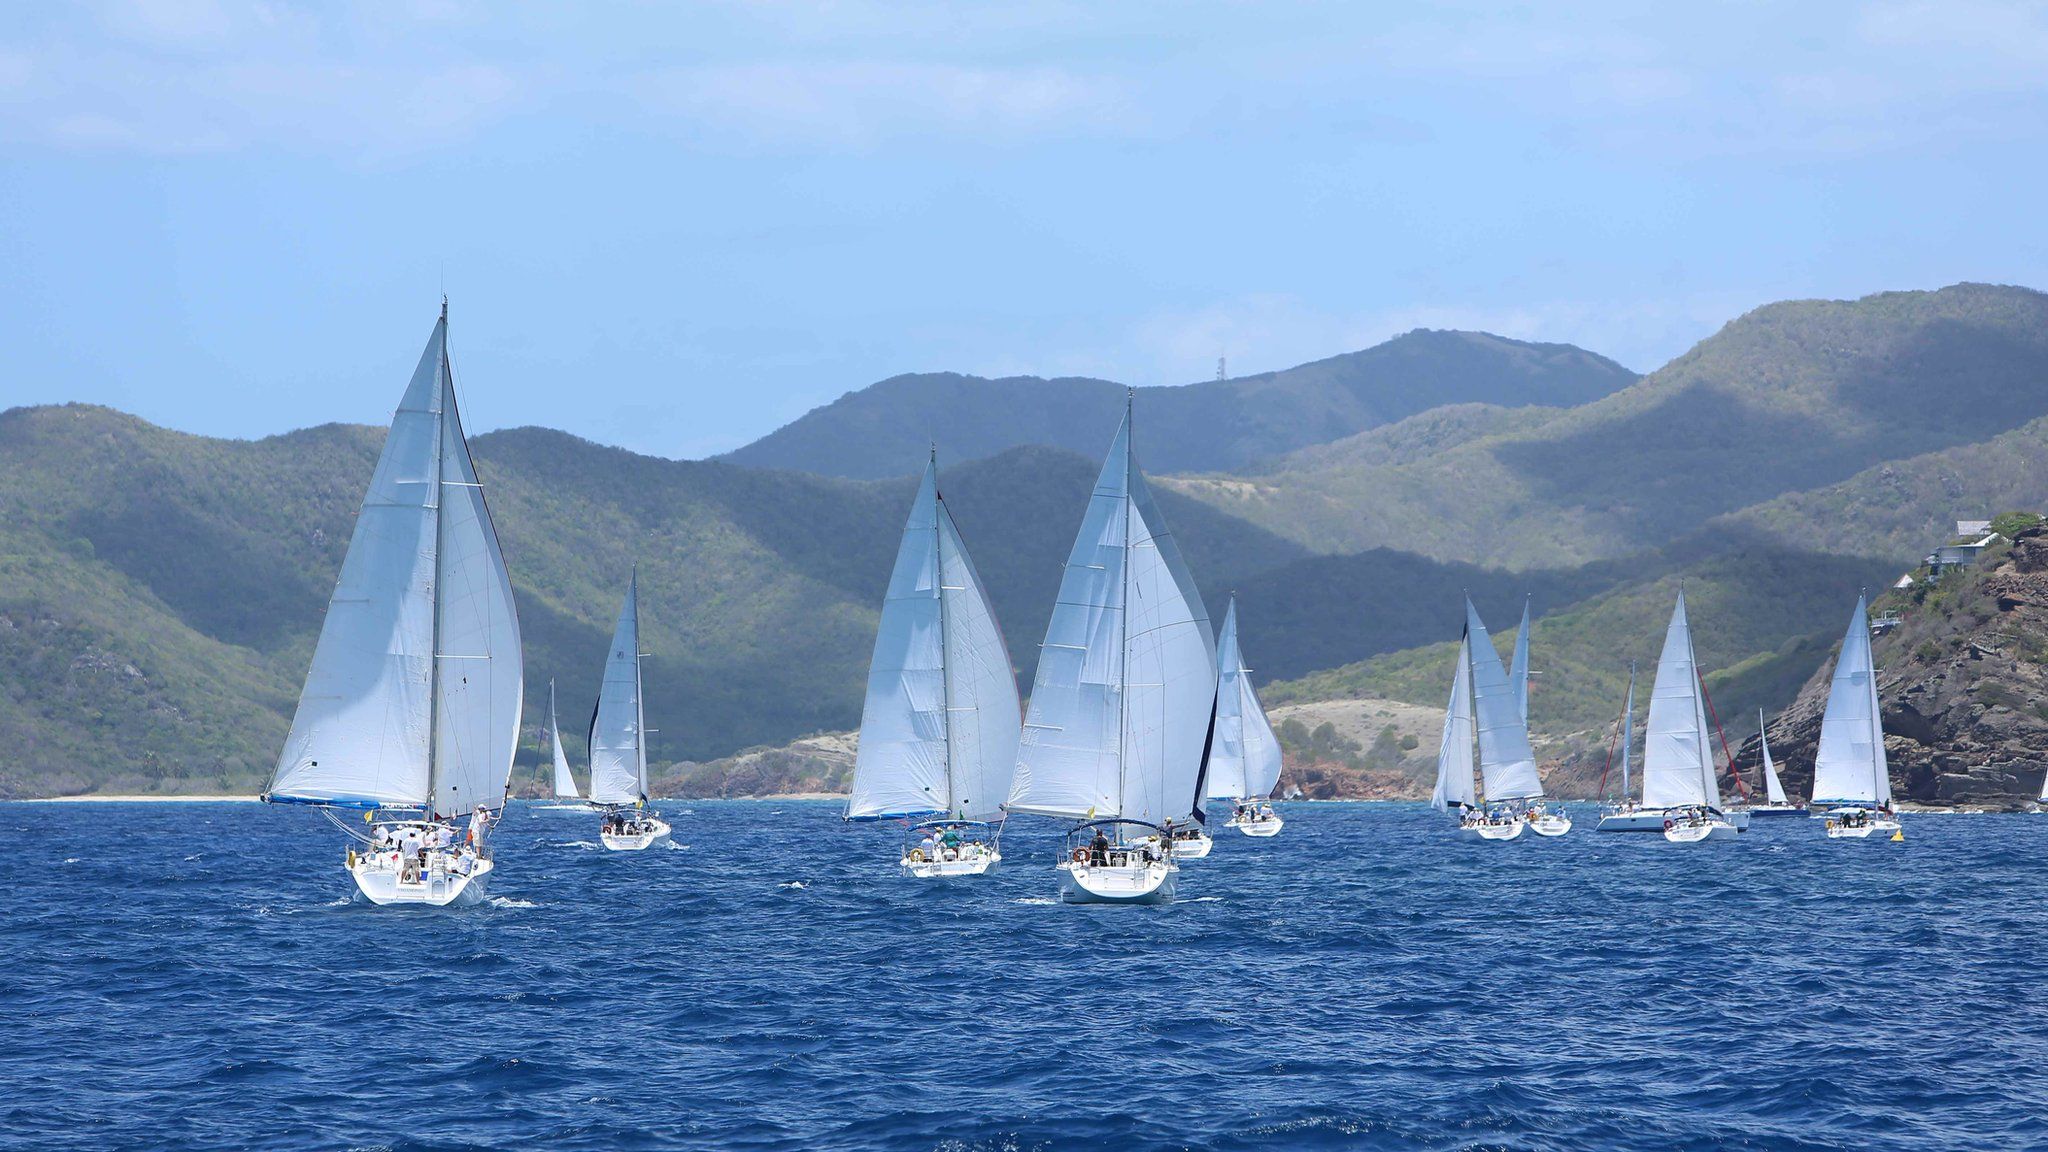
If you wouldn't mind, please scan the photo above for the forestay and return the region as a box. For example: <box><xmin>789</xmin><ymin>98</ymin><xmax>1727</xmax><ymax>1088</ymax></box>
<box><xmin>588</xmin><ymin>573</ymin><xmax>648</xmax><ymax>806</ymax></box>
<box><xmin>1431</xmin><ymin>631</ymin><xmax>1477</xmax><ymax>811</ymax></box>
<box><xmin>1009</xmin><ymin>406</ymin><xmax>1217</xmax><ymax>826</ymax></box>
<box><xmin>1466</xmin><ymin>601</ymin><xmax>1542</xmax><ymax>801</ymax></box>
<box><xmin>1811</xmin><ymin>594</ymin><xmax>1890</xmax><ymax>806</ymax></box>
<box><xmin>1642</xmin><ymin>590</ymin><xmax>1719</xmax><ymax>811</ymax></box>
<box><xmin>549</xmin><ymin>680</ymin><xmax>579</xmax><ymax>800</ymax></box>
<box><xmin>847</xmin><ymin>459</ymin><xmax>1021</xmax><ymax>821</ymax></box>
<box><xmin>1205</xmin><ymin>597</ymin><xmax>1284</xmax><ymax>803</ymax></box>
<box><xmin>268</xmin><ymin>314</ymin><xmax>523</xmax><ymax>818</ymax></box>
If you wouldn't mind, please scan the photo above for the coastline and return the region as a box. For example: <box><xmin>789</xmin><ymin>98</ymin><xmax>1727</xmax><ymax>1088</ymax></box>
<box><xmin>13</xmin><ymin>795</ymin><xmax>263</xmax><ymax>803</ymax></box>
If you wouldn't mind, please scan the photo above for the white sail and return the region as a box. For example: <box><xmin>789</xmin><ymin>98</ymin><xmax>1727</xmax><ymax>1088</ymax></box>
<box><xmin>1510</xmin><ymin>596</ymin><xmax>1532</xmax><ymax>723</ymax></box>
<box><xmin>1619</xmin><ymin>663</ymin><xmax>1635</xmax><ymax>801</ymax></box>
<box><xmin>587</xmin><ymin>573</ymin><xmax>648</xmax><ymax>806</ymax></box>
<box><xmin>1431</xmin><ymin>632</ymin><xmax>1477</xmax><ymax>811</ymax></box>
<box><xmin>1758</xmin><ymin>709</ymin><xmax>1786</xmax><ymax>806</ymax></box>
<box><xmin>848</xmin><ymin>460</ymin><xmax>1022</xmax><ymax>822</ymax></box>
<box><xmin>1205</xmin><ymin>598</ymin><xmax>1284</xmax><ymax>802</ymax></box>
<box><xmin>1010</xmin><ymin>405</ymin><xmax>1217</xmax><ymax>826</ymax></box>
<box><xmin>1642</xmin><ymin>590</ymin><xmax>1719</xmax><ymax>810</ymax></box>
<box><xmin>548</xmin><ymin>681</ymin><xmax>579</xmax><ymax>799</ymax></box>
<box><xmin>1812</xmin><ymin>594</ymin><xmax>1890</xmax><ymax>806</ymax></box>
<box><xmin>1466</xmin><ymin>601</ymin><xmax>1542</xmax><ymax>801</ymax></box>
<box><xmin>269</xmin><ymin>313</ymin><xmax>523</xmax><ymax>818</ymax></box>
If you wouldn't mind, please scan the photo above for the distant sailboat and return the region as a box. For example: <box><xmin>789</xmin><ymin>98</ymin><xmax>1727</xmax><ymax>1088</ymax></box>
<box><xmin>1748</xmin><ymin>709</ymin><xmax>1804</xmax><ymax>817</ymax></box>
<box><xmin>1812</xmin><ymin>593</ymin><xmax>1901</xmax><ymax>840</ymax></box>
<box><xmin>845</xmin><ymin>452</ymin><xmax>1022</xmax><ymax>877</ymax></box>
<box><xmin>1009</xmin><ymin>395</ymin><xmax>1218</xmax><ymax>903</ymax></box>
<box><xmin>1431</xmin><ymin>600</ymin><xmax>1559</xmax><ymax>840</ymax></box>
<box><xmin>1510</xmin><ymin>595</ymin><xmax>1532</xmax><ymax>724</ymax></box>
<box><xmin>1594</xmin><ymin>662</ymin><xmax>1638</xmax><ymax>826</ymax></box>
<box><xmin>1207</xmin><ymin>596</ymin><xmax>1286</xmax><ymax>838</ymax></box>
<box><xmin>548</xmin><ymin>680</ymin><xmax>580</xmax><ymax>801</ymax></box>
<box><xmin>263</xmin><ymin>305</ymin><xmax>522</xmax><ymax>907</ymax></box>
<box><xmin>589</xmin><ymin>572</ymin><xmax>670</xmax><ymax>850</ymax></box>
<box><xmin>1597</xmin><ymin>589</ymin><xmax>1738</xmax><ymax>840</ymax></box>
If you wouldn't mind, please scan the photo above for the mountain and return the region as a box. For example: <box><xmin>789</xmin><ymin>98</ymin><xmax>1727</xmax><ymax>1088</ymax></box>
<box><xmin>0</xmin><ymin>406</ymin><xmax>1303</xmax><ymax>797</ymax></box>
<box><xmin>720</xmin><ymin>330</ymin><xmax>1637</xmax><ymax>478</ymax></box>
<box><xmin>1170</xmin><ymin>284</ymin><xmax>2048</xmax><ymax>568</ymax></box>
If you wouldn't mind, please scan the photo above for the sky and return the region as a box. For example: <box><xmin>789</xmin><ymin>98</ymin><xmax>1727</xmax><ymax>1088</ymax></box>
<box><xmin>2</xmin><ymin>2</ymin><xmax>2046</xmax><ymax>458</ymax></box>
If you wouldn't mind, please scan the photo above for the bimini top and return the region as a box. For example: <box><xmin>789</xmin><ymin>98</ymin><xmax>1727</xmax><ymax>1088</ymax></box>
<box><xmin>909</xmin><ymin>818</ymin><xmax>994</xmax><ymax>832</ymax></box>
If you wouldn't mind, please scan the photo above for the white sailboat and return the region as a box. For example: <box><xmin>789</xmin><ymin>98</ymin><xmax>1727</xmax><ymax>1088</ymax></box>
<box><xmin>1595</xmin><ymin>589</ymin><xmax>1737</xmax><ymax>839</ymax></box>
<box><xmin>1748</xmin><ymin>710</ymin><xmax>1804</xmax><ymax>817</ymax></box>
<box><xmin>1813</xmin><ymin>594</ymin><xmax>1901</xmax><ymax>840</ymax></box>
<box><xmin>1207</xmin><ymin>596</ymin><xmax>1286</xmax><ymax>838</ymax></box>
<box><xmin>263</xmin><ymin>305</ymin><xmax>523</xmax><ymax>907</ymax></box>
<box><xmin>845</xmin><ymin>453</ymin><xmax>1022</xmax><ymax>878</ymax></box>
<box><xmin>548</xmin><ymin>680</ymin><xmax>580</xmax><ymax>801</ymax></box>
<box><xmin>590</xmin><ymin>572</ymin><xmax>669</xmax><ymax>850</ymax></box>
<box><xmin>1594</xmin><ymin>664</ymin><xmax>1641</xmax><ymax>830</ymax></box>
<box><xmin>1009</xmin><ymin>396</ymin><xmax>1218</xmax><ymax>904</ymax></box>
<box><xmin>1431</xmin><ymin>600</ymin><xmax>1553</xmax><ymax>840</ymax></box>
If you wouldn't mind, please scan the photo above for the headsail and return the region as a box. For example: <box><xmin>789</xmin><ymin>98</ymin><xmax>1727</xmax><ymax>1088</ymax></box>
<box><xmin>1620</xmin><ymin>663</ymin><xmax>1635</xmax><ymax>801</ymax></box>
<box><xmin>588</xmin><ymin>572</ymin><xmax>648</xmax><ymax>806</ymax></box>
<box><xmin>1510</xmin><ymin>596</ymin><xmax>1532</xmax><ymax>723</ymax></box>
<box><xmin>1812</xmin><ymin>593</ymin><xmax>1890</xmax><ymax>806</ymax></box>
<box><xmin>1009</xmin><ymin>403</ymin><xmax>1216</xmax><ymax>826</ymax></box>
<box><xmin>848</xmin><ymin>458</ymin><xmax>1022</xmax><ymax>821</ymax></box>
<box><xmin>549</xmin><ymin>680</ymin><xmax>579</xmax><ymax>800</ymax></box>
<box><xmin>1642</xmin><ymin>589</ymin><xmax>1719</xmax><ymax>810</ymax></box>
<box><xmin>1466</xmin><ymin>600</ymin><xmax>1542</xmax><ymax>801</ymax></box>
<box><xmin>1205</xmin><ymin>598</ymin><xmax>1284</xmax><ymax>803</ymax></box>
<box><xmin>268</xmin><ymin>312</ymin><xmax>523</xmax><ymax>817</ymax></box>
<box><xmin>1758</xmin><ymin>709</ymin><xmax>1786</xmax><ymax>806</ymax></box>
<box><xmin>1431</xmin><ymin>631</ymin><xmax>1477</xmax><ymax>811</ymax></box>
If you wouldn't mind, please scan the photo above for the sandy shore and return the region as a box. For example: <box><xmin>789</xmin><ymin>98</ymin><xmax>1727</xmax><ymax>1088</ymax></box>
<box><xmin>14</xmin><ymin>794</ymin><xmax>262</xmax><ymax>803</ymax></box>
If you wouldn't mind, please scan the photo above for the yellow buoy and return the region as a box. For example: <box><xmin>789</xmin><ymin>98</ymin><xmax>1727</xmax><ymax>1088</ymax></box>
<box><xmin>1891</xmin><ymin>829</ymin><xmax>1904</xmax><ymax>842</ymax></box>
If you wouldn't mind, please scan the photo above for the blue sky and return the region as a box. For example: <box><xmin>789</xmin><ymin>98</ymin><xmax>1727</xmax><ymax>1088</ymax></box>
<box><xmin>3</xmin><ymin>2</ymin><xmax>2046</xmax><ymax>457</ymax></box>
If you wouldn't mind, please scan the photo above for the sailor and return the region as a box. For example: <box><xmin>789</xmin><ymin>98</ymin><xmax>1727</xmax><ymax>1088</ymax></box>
<box><xmin>469</xmin><ymin>806</ymin><xmax>492</xmax><ymax>847</ymax></box>
<box><xmin>940</xmin><ymin>826</ymin><xmax>962</xmax><ymax>851</ymax></box>
<box><xmin>1089</xmin><ymin>827</ymin><xmax>1110</xmax><ymax>866</ymax></box>
<box><xmin>919</xmin><ymin>831</ymin><xmax>937</xmax><ymax>859</ymax></box>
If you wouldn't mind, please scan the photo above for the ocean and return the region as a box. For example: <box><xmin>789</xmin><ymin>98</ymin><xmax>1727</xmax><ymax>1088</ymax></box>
<box><xmin>3</xmin><ymin>800</ymin><xmax>2042</xmax><ymax>1151</ymax></box>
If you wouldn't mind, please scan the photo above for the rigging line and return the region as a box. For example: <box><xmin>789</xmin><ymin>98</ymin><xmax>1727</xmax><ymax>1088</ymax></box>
<box><xmin>1696</xmin><ymin>674</ymin><xmax>1751</xmax><ymax>800</ymax></box>
<box><xmin>1596</xmin><ymin>685</ymin><xmax>1625</xmax><ymax>801</ymax></box>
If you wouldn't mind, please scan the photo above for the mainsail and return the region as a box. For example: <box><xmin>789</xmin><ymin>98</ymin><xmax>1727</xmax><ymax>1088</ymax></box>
<box><xmin>1467</xmin><ymin>600</ymin><xmax>1543</xmax><ymax>801</ymax></box>
<box><xmin>1431</xmin><ymin>631</ymin><xmax>1477</xmax><ymax>811</ymax></box>
<box><xmin>268</xmin><ymin>310</ymin><xmax>523</xmax><ymax>818</ymax></box>
<box><xmin>1009</xmin><ymin>401</ymin><xmax>1217</xmax><ymax>826</ymax></box>
<box><xmin>1758</xmin><ymin>709</ymin><xmax>1786</xmax><ymax>806</ymax></box>
<box><xmin>1811</xmin><ymin>593</ymin><xmax>1890</xmax><ymax>806</ymax></box>
<box><xmin>587</xmin><ymin>572</ymin><xmax>648</xmax><ymax>807</ymax></box>
<box><xmin>1204</xmin><ymin>597</ymin><xmax>1284</xmax><ymax>804</ymax></box>
<box><xmin>847</xmin><ymin>457</ymin><xmax>1022</xmax><ymax>821</ymax></box>
<box><xmin>549</xmin><ymin>680</ymin><xmax>579</xmax><ymax>800</ymax></box>
<box><xmin>1642</xmin><ymin>589</ymin><xmax>1720</xmax><ymax>811</ymax></box>
<box><xmin>1510</xmin><ymin>596</ymin><xmax>1532</xmax><ymax>723</ymax></box>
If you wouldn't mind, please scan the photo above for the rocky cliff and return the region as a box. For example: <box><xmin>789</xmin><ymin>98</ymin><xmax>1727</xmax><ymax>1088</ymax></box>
<box><xmin>1743</xmin><ymin>528</ymin><xmax>2048</xmax><ymax>809</ymax></box>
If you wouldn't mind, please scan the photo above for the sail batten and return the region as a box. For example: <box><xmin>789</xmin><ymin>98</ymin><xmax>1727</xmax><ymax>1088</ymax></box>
<box><xmin>268</xmin><ymin>316</ymin><xmax>522</xmax><ymax>818</ymax></box>
<box><xmin>1812</xmin><ymin>594</ymin><xmax>1890</xmax><ymax>806</ymax></box>
<box><xmin>588</xmin><ymin>573</ymin><xmax>648</xmax><ymax>806</ymax></box>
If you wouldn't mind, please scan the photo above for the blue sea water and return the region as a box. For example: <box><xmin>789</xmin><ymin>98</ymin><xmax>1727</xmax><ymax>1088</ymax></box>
<box><xmin>3</xmin><ymin>800</ymin><xmax>2046</xmax><ymax>1151</ymax></box>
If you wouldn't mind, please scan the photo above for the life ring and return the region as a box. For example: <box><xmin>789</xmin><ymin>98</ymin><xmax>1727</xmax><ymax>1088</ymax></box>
<box><xmin>1662</xmin><ymin>819</ymin><xmax>1674</xmax><ymax>832</ymax></box>
<box><xmin>908</xmin><ymin>848</ymin><xmax>927</xmax><ymax>863</ymax></box>
<box><xmin>1070</xmin><ymin>847</ymin><xmax>1088</xmax><ymax>864</ymax></box>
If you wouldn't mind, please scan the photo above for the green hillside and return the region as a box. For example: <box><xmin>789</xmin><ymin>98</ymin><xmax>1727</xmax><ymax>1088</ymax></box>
<box><xmin>721</xmin><ymin>329</ymin><xmax>1636</xmax><ymax>478</ymax></box>
<box><xmin>1171</xmin><ymin>283</ymin><xmax>2048</xmax><ymax>568</ymax></box>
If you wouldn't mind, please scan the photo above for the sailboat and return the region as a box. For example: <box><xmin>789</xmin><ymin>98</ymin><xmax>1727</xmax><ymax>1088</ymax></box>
<box><xmin>1594</xmin><ymin>664</ymin><xmax>1641</xmax><ymax>830</ymax></box>
<box><xmin>844</xmin><ymin>452</ymin><xmax>1022</xmax><ymax>878</ymax></box>
<box><xmin>1206</xmin><ymin>596</ymin><xmax>1286</xmax><ymax>838</ymax></box>
<box><xmin>1431</xmin><ymin>600</ymin><xmax>1556</xmax><ymax>840</ymax></box>
<box><xmin>1620</xmin><ymin>590</ymin><xmax>1739</xmax><ymax>840</ymax></box>
<box><xmin>1812</xmin><ymin>593</ymin><xmax>1901</xmax><ymax>840</ymax></box>
<box><xmin>590</xmin><ymin>572</ymin><xmax>670</xmax><ymax>850</ymax></box>
<box><xmin>1748</xmin><ymin>710</ymin><xmax>1804</xmax><ymax>817</ymax></box>
<box><xmin>1008</xmin><ymin>395</ymin><xmax>1218</xmax><ymax>904</ymax></box>
<box><xmin>1510</xmin><ymin>595</ymin><xmax>1532</xmax><ymax>724</ymax></box>
<box><xmin>262</xmin><ymin>304</ymin><xmax>523</xmax><ymax>907</ymax></box>
<box><xmin>529</xmin><ymin>679</ymin><xmax>587</xmax><ymax>811</ymax></box>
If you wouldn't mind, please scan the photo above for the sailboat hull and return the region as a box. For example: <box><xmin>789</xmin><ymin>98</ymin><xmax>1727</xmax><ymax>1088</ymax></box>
<box><xmin>1663</xmin><ymin>819</ymin><xmax>1738</xmax><ymax>843</ymax></box>
<box><xmin>349</xmin><ymin>854</ymin><xmax>492</xmax><ymax>907</ymax></box>
<box><xmin>1746</xmin><ymin>804</ymin><xmax>1806</xmax><ymax>818</ymax></box>
<box><xmin>1162</xmin><ymin>832</ymin><xmax>1213</xmax><ymax>859</ymax></box>
<box><xmin>1596</xmin><ymin>809</ymin><xmax>1679</xmax><ymax>832</ymax></box>
<box><xmin>1466</xmin><ymin>819</ymin><xmax>1526</xmax><ymax>841</ymax></box>
<box><xmin>902</xmin><ymin>848</ymin><xmax>1000</xmax><ymax>878</ymax></box>
<box><xmin>1528</xmin><ymin>813</ymin><xmax>1572</xmax><ymax>837</ymax></box>
<box><xmin>600</xmin><ymin>819</ymin><xmax>672</xmax><ymax>851</ymax></box>
<box><xmin>1057</xmin><ymin>859</ymin><xmax>1176</xmax><ymax>904</ymax></box>
<box><xmin>1232</xmin><ymin>816</ymin><xmax>1284</xmax><ymax>837</ymax></box>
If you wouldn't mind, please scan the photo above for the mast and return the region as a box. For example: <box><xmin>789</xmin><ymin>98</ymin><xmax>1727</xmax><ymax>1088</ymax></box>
<box><xmin>425</xmin><ymin>308</ymin><xmax>448</xmax><ymax>818</ymax></box>
<box><xmin>932</xmin><ymin>446</ymin><xmax>956</xmax><ymax>815</ymax></box>
<box><xmin>633</xmin><ymin>569</ymin><xmax>647</xmax><ymax>803</ymax></box>
<box><xmin>1115</xmin><ymin>389</ymin><xmax>1132</xmax><ymax>820</ymax></box>
<box><xmin>1621</xmin><ymin>661</ymin><xmax>1635</xmax><ymax>801</ymax></box>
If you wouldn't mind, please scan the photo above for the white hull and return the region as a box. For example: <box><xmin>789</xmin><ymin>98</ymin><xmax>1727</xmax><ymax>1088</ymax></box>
<box><xmin>1163</xmin><ymin>832</ymin><xmax>1213</xmax><ymax>859</ymax></box>
<box><xmin>1825</xmin><ymin>817</ymin><xmax>1901</xmax><ymax>839</ymax></box>
<box><xmin>1663</xmin><ymin>819</ymin><xmax>1738</xmax><ymax>843</ymax></box>
<box><xmin>1726</xmin><ymin>810</ymin><xmax>1751</xmax><ymax>831</ymax></box>
<box><xmin>902</xmin><ymin>849</ymin><xmax>1000</xmax><ymax>878</ymax></box>
<box><xmin>350</xmin><ymin>853</ymin><xmax>492</xmax><ymax>908</ymax></box>
<box><xmin>1464</xmin><ymin>819</ymin><xmax>1526</xmax><ymax>841</ymax></box>
<box><xmin>1598</xmin><ymin>808</ymin><xmax>1742</xmax><ymax>833</ymax></box>
<box><xmin>1233</xmin><ymin>817</ymin><xmax>1284</xmax><ymax>837</ymax></box>
<box><xmin>1057</xmin><ymin>858</ymin><xmax>1176</xmax><ymax>904</ymax></box>
<box><xmin>600</xmin><ymin>819</ymin><xmax>672</xmax><ymax>852</ymax></box>
<box><xmin>1747</xmin><ymin>804</ymin><xmax>1807</xmax><ymax>818</ymax></box>
<box><xmin>1528</xmin><ymin>813</ymin><xmax>1572</xmax><ymax>837</ymax></box>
